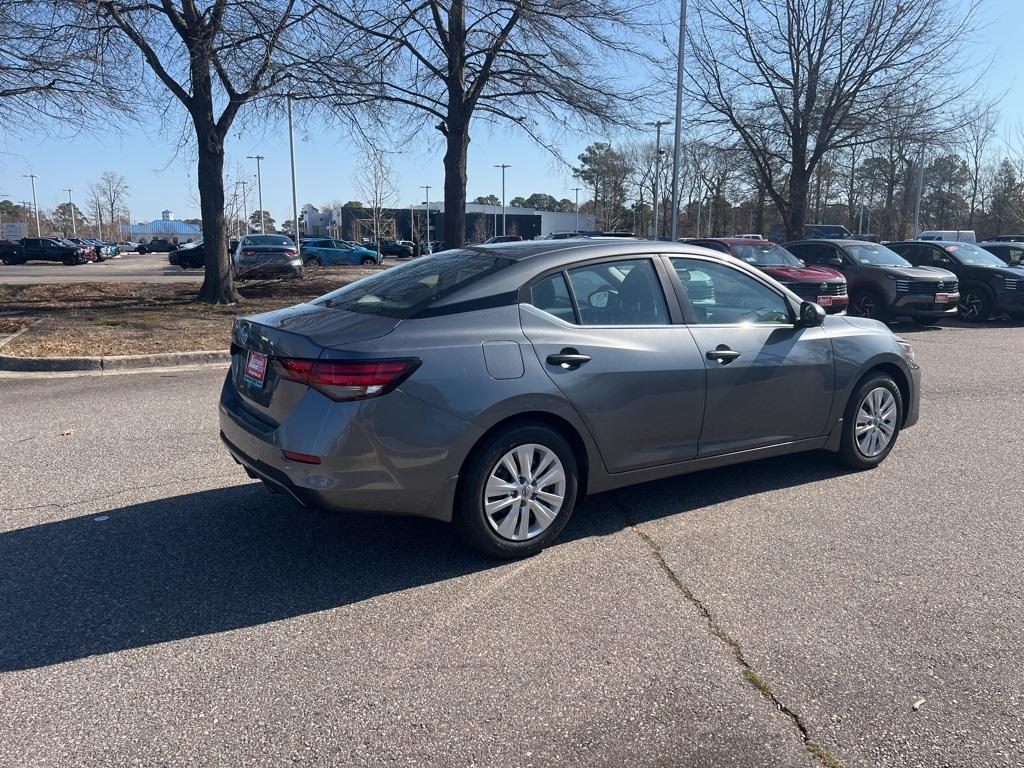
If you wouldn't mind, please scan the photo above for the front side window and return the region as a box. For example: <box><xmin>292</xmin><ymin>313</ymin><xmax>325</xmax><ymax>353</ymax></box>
<box><xmin>672</xmin><ymin>258</ymin><xmax>791</xmax><ymax>325</ymax></box>
<box><xmin>566</xmin><ymin>258</ymin><xmax>670</xmax><ymax>326</ymax></box>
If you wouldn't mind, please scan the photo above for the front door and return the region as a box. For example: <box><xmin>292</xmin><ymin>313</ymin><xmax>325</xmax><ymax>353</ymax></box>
<box><xmin>521</xmin><ymin>256</ymin><xmax>706</xmax><ymax>473</ymax></box>
<box><xmin>667</xmin><ymin>256</ymin><xmax>835</xmax><ymax>457</ymax></box>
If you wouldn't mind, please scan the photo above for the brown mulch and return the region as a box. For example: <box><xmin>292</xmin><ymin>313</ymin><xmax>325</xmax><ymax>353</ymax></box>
<box><xmin>0</xmin><ymin>267</ymin><xmax>380</xmax><ymax>358</ymax></box>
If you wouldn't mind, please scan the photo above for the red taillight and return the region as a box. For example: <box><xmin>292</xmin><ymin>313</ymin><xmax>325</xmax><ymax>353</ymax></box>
<box><xmin>241</xmin><ymin>248</ymin><xmax>257</xmax><ymax>256</ymax></box>
<box><xmin>284</xmin><ymin>248</ymin><xmax>298</xmax><ymax>255</ymax></box>
<box><xmin>274</xmin><ymin>358</ymin><xmax>420</xmax><ymax>401</ymax></box>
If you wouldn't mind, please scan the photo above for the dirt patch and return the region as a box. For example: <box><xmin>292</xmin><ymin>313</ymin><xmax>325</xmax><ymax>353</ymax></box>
<box><xmin>0</xmin><ymin>267</ymin><xmax>380</xmax><ymax>357</ymax></box>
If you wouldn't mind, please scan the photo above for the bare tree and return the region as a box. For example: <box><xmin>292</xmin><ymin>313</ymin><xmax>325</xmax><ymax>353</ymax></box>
<box><xmin>89</xmin><ymin>171</ymin><xmax>130</xmax><ymax>240</ymax></box>
<box><xmin>353</xmin><ymin>146</ymin><xmax>398</xmax><ymax>252</ymax></box>
<box><xmin>1</xmin><ymin>1</ymin><xmax>125</xmax><ymax>133</ymax></box>
<box><xmin>688</xmin><ymin>0</ymin><xmax>979</xmax><ymax>240</ymax></box>
<box><xmin>961</xmin><ymin>103</ymin><xmax>999</xmax><ymax>230</ymax></box>
<box><xmin>319</xmin><ymin>0</ymin><xmax>648</xmax><ymax>248</ymax></box>
<box><xmin>89</xmin><ymin>0</ymin><xmax>345</xmax><ymax>302</ymax></box>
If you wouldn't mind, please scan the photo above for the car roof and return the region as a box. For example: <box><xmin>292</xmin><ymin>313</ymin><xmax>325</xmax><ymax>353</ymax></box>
<box><xmin>788</xmin><ymin>239</ymin><xmax>874</xmax><ymax>246</ymax></box>
<box><xmin>692</xmin><ymin>237</ymin><xmax>777</xmax><ymax>246</ymax></box>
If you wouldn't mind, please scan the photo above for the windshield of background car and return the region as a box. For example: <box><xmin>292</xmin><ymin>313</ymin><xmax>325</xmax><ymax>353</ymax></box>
<box><xmin>846</xmin><ymin>243</ymin><xmax>911</xmax><ymax>266</ymax></box>
<box><xmin>314</xmin><ymin>250</ymin><xmax>514</xmax><ymax>318</ymax></box>
<box><xmin>943</xmin><ymin>242</ymin><xmax>1009</xmax><ymax>266</ymax></box>
<box><xmin>731</xmin><ymin>243</ymin><xmax>803</xmax><ymax>267</ymax></box>
<box><xmin>243</xmin><ymin>235</ymin><xmax>293</xmax><ymax>247</ymax></box>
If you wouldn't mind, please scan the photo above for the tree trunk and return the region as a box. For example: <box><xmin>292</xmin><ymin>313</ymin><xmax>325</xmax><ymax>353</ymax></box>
<box><xmin>443</xmin><ymin>114</ymin><xmax>470</xmax><ymax>249</ymax></box>
<box><xmin>787</xmin><ymin>167</ymin><xmax>810</xmax><ymax>241</ymax></box>
<box><xmin>195</xmin><ymin>121</ymin><xmax>240</xmax><ymax>304</ymax></box>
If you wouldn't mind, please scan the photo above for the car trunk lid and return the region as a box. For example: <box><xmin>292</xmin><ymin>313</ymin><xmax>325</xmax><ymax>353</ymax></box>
<box><xmin>230</xmin><ymin>304</ymin><xmax>402</xmax><ymax>423</ymax></box>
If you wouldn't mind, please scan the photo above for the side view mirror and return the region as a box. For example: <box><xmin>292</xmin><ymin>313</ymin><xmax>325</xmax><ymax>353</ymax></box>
<box><xmin>797</xmin><ymin>300</ymin><xmax>826</xmax><ymax>328</ymax></box>
<box><xmin>828</xmin><ymin>257</ymin><xmax>843</xmax><ymax>268</ymax></box>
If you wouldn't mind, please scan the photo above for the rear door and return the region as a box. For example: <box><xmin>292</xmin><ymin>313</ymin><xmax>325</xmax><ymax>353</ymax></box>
<box><xmin>521</xmin><ymin>255</ymin><xmax>706</xmax><ymax>473</ymax></box>
<box><xmin>667</xmin><ymin>256</ymin><xmax>835</xmax><ymax>457</ymax></box>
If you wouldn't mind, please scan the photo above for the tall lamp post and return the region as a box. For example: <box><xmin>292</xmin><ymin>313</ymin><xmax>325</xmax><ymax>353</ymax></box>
<box><xmin>286</xmin><ymin>95</ymin><xmax>299</xmax><ymax>241</ymax></box>
<box><xmin>247</xmin><ymin>154</ymin><xmax>265</xmax><ymax>232</ymax></box>
<box><xmin>494</xmin><ymin>164</ymin><xmax>510</xmax><ymax>235</ymax></box>
<box><xmin>646</xmin><ymin>120</ymin><xmax>671</xmax><ymax>239</ymax></box>
<box><xmin>420</xmin><ymin>185</ymin><xmax>432</xmax><ymax>254</ymax></box>
<box><xmin>23</xmin><ymin>174</ymin><xmax>40</xmax><ymax>236</ymax></box>
<box><xmin>239</xmin><ymin>179</ymin><xmax>250</xmax><ymax>235</ymax></box>
<box><xmin>571</xmin><ymin>187</ymin><xmax>583</xmax><ymax>233</ymax></box>
<box><xmin>63</xmin><ymin>189</ymin><xmax>77</xmax><ymax>236</ymax></box>
<box><xmin>669</xmin><ymin>0</ymin><xmax>689</xmax><ymax>241</ymax></box>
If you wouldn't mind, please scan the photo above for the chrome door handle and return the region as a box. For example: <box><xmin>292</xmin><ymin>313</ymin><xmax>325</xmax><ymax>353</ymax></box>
<box><xmin>546</xmin><ymin>350</ymin><xmax>591</xmax><ymax>369</ymax></box>
<box><xmin>706</xmin><ymin>346</ymin><xmax>741</xmax><ymax>364</ymax></box>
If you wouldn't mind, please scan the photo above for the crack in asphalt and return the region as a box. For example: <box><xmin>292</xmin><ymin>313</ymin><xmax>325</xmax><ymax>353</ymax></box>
<box><xmin>1</xmin><ymin>472</ymin><xmax>244</xmax><ymax>514</ymax></box>
<box><xmin>614</xmin><ymin>500</ymin><xmax>845</xmax><ymax>768</ymax></box>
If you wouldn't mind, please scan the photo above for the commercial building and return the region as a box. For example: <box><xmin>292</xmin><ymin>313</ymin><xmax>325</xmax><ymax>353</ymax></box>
<box><xmin>128</xmin><ymin>210</ymin><xmax>201</xmax><ymax>244</ymax></box>
<box><xmin>301</xmin><ymin>202</ymin><xmax>594</xmax><ymax>245</ymax></box>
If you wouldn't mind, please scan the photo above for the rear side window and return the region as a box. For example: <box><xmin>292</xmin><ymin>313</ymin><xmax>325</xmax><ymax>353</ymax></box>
<box><xmin>530</xmin><ymin>272</ymin><xmax>575</xmax><ymax>323</ymax></box>
<box><xmin>315</xmin><ymin>250</ymin><xmax>514</xmax><ymax>318</ymax></box>
<box><xmin>567</xmin><ymin>258</ymin><xmax>669</xmax><ymax>326</ymax></box>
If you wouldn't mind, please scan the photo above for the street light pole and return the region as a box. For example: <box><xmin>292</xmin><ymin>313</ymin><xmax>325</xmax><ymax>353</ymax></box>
<box><xmin>239</xmin><ymin>179</ymin><xmax>250</xmax><ymax>235</ymax></box>
<box><xmin>646</xmin><ymin>120</ymin><xmax>671</xmax><ymax>239</ymax></box>
<box><xmin>287</xmin><ymin>95</ymin><xmax>299</xmax><ymax>241</ymax></box>
<box><xmin>64</xmin><ymin>189</ymin><xmax>77</xmax><ymax>236</ymax></box>
<box><xmin>669</xmin><ymin>0</ymin><xmax>689</xmax><ymax>241</ymax></box>
<box><xmin>23</xmin><ymin>175</ymin><xmax>40</xmax><ymax>236</ymax></box>
<box><xmin>494</xmin><ymin>164</ymin><xmax>510</xmax><ymax>235</ymax></box>
<box><xmin>571</xmin><ymin>187</ymin><xmax>583</xmax><ymax>233</ymax></box>
<box><xmin>247</xmin><ymin>155</ymin><xmax>265</xmax><ymax>232</ymax></box>
<box><xmin>420</xmin><ymin>185</ymin><xmax>432</xmax><ymax>254</ymax></box>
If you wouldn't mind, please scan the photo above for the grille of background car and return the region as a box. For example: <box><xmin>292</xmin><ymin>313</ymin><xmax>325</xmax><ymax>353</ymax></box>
<box><xmin>896</xmin><ymin>279</ymin><xmax>958</xmax><ymax>294</ymax></box>
<box><xmin>792</xmin><ymin>282</ymin><xmax>847</xmax><ymax>298</ymax></box>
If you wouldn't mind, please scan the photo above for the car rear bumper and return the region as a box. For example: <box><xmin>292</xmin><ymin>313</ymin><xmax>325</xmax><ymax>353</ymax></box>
<box><xmin>218</xmin><ymin>371</ymin><xmax>480</xmax><ymax>522</ymax></box>
<box><xmin>235</xmin><ymin>262</ymin><xmax>303</xmax><ymax>279</ymax></box>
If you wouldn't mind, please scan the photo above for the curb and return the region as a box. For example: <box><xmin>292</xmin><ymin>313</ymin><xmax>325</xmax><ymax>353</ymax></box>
<box><xmin>0</xmin><ymin>349</ymin><xmax>230</xmax><ymax>373</ymax></box>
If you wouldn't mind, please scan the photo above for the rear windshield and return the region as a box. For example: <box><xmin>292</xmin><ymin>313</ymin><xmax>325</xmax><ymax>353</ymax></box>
<box><xmin>243</xmin><ymin>235</ymin><xmax>293</xmax><ymax>247</ymax></box>
<box><xmin>314</xmin><ymin>250</ymin><xmax>514</xmax><ymax>318</ymax></box>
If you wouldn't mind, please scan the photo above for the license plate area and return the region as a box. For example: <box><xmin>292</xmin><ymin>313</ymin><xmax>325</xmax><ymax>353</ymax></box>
<box><xmin>934</xmin><ymin>293</ymin><xmax>949</xmax><ymax>304</ymax></box>
<box><xmin>817</xmin><ymin>295</ymin><xmax>833</xmax><ymax>306</ymax></box>
<box><xmin>244</xmin><ymin>350</ymin><xmax>268</xmax><ymax>388</ymax></box>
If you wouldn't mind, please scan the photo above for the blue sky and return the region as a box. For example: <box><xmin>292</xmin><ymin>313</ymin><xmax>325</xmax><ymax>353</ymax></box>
<box><xmin>1</xmin><ymin>0</ymin><xmax>1021</xmax><ymax>226</ymax></box>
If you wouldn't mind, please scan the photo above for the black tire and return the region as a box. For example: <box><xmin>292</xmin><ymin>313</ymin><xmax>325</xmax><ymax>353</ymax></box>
<box><xmin>305</xmin><ymin>255</ymin><xmax>321</xmax><ymax>267</ymax></box>
<box><xmin>850</xmin><ymin>288</ymin><xmax>889</xmax><ymax>322</ymax></box>
<box><xmin>62</xmin><ymin>254</ymin><xmax>77</xmax><ymax>266</ymax></box>
<box><xmin>454</xmin><ymin>423</ymin><xmax>579</xmax><ymax>559</ymax></box>
<box><xmin>957</xmin><ymin>286</ymin><xmax>991</xmax><ymax>323</ymax></box>
<box><xmin>361</xmin><ymin>256</ymin><xmax>376</xmax><ymax>266</ymax></box>
<box><xmin>1</xmin><ymin>256</ymin><xmax>16</xmax><ymax>266</ymax></box>
<box><xmin>837</xmin><ymin>373</ymin><xmax>904</xmax><ymax>470</ymax></box>
<box><xmin>137</xmin><ymin>246</ymin><xmax>149</xmax><ymax>254</ymax></box>
<box><xmin>95</xmin><ymin>255</ymin><xmax>105</xmax><ymax>263</ymax></box>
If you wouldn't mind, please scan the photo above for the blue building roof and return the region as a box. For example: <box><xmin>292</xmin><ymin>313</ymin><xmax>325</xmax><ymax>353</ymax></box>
<box><xmin>130</xmin><ymin>220</ymin><xmax>201</xmax><ymax>236</ymax></box>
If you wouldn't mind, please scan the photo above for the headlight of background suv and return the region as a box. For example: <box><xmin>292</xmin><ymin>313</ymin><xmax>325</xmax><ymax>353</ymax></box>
<box><xmin>897</xmin><ymin>340</ymin><xmax>916</xmax><ymax>363</ymax></box>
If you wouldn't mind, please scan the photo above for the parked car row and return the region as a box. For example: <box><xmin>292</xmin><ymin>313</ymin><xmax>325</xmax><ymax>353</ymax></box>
<box><xmin>1</xmin><ymin>237</ymin><xmax>103</xmax><ymax>265</ymax></box>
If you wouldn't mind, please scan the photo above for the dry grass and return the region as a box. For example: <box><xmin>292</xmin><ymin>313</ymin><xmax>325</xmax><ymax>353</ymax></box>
<box><xmin>0</xmin><ymin>268</ymin><xmax>379</xmax><ymax>357</ymax></box>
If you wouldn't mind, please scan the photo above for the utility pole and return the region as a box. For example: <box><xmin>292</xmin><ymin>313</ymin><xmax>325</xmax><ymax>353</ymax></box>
<box><xmin>669</xmin><ymin>0</ymin><xmax>689</xmax><ymax>240</ymax></box>
<box><xmin>493</xmin><ymin>200</ymin><xmax>497</xmax><ymax>237</ymax></box>
<box><xmin>494</xmin><ymin>164</ymin><xmax>510</xmax><ymax>235</ymax></box>
<box><xmin>571</xmin><ymin>187</ymin><xmax>583</xmax><ymax>233</ymax></box>
<box><xmin>420</xmin><ymin>185</ymin><xmax>432</xmax><ymax>254</ymax></box>
<box><xmin>247</xmin><ymin>155</ymin><xmax>265</xmax><ymax>232</ymax></box>
<box><xmin>95</xmin><ymin>199</ymin><xmax>103</xmax><ymax>240</ymax></box>
<box><xmin>287</xmin><ymin>95</ymin><xmax>299</xmax><ymax>242</ymax></box>
<box><xmin>646</xmin><ymin>120</ymin><xmax>671</xmax><ymax>239</ymax></box>
<box><xmin>64</xmin><ymin>189</ymin><xmax>77</xmax><ymax>236</ymax></box>
<box><xmin>23</xmin><ymin>175</ymin><xmax>40</xmax><ymax>236</ymax></box>
<box><xmin>240</xmin><ymin>179</ymin><xmax>249</xmax><ymax>235</ymax></box>
<box><xmin>912</xmin><ymin>147</ymin><xmax>925</xmax><ymax>238</ymax></box>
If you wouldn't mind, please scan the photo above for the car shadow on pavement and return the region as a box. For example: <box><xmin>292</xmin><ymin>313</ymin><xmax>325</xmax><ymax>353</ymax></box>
<box><xmin>0</xmin><ymin>483</ymin><xmax>493</xmax><ymax>673</ymax></box>
<box><xmin>563</xmin><ymin>451</ymin><xmax>856</xmax><ymax>541</ymax></box>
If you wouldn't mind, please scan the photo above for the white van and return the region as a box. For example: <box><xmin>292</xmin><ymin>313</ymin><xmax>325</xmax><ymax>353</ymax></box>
<box><xmin>917</xmin><ymin>230</ymin><xmax>976</xmax><ymax>243</ymax></box>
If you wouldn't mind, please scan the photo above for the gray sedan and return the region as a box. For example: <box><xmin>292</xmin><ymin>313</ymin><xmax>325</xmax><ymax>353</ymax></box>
<box><xmin>220</xmin><ymin>240</ymin><xmax>920</xmax><ymax>558</ymax></box>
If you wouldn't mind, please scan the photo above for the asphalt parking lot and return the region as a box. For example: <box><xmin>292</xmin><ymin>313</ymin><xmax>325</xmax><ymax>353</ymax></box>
<box><xmin>1</xmin><ymin>320</ymin><xmax>1022</xmax><ymax>767</ymax></box>
<box><xmin>0</xmin><ymin>251</ymin><xmax>202</xmax><ymax>284</ymax></box>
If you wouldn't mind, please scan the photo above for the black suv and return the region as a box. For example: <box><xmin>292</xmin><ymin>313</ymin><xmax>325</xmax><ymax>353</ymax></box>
<box><xmin>787</xmin><ymin>240</ymin><xmax>959</xmax><ymax>323</ymax></box>
<box><xmin>138</xmin><ymin>238</ymin><xmax>176</xmax><ymax>254</ymax></box>
<box><xmin>888</xmin><ymin>240</ymin><xmax>1024</xmax><ymax>322</ymax></box>
<box><xmin>979</xmin><ymin>241</ymin><xmax>1024</xmax><ymax>267</ymax></box>
<box><xmin>1</xmin><ymin>238</ymin><xmax>90</xmax><ymax>265</ymax></box>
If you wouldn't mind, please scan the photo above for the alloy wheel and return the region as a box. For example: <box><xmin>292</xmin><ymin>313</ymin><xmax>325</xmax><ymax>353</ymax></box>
<box><xmin>855</xmin><ymin>387</ymin><xmax>897</xmax><ymax>458</ymax></box>
<box><xmin>856</xmin><ymin>294</ymin><xmax>877</xmax><ymax>318</ymax></box>
<box><xmin>958</xmin><ymin>292</ymin><xmax>982</xmax><ymax>321</ymax></box>
<box><xmin>483</xmin><ymin>444</ymin><xmax>566</xmax><ymax>541</ymax></box>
